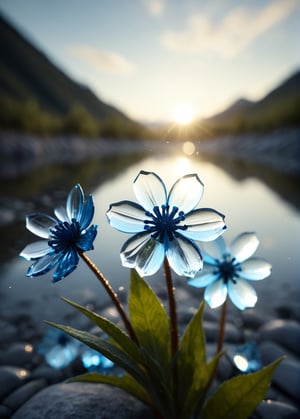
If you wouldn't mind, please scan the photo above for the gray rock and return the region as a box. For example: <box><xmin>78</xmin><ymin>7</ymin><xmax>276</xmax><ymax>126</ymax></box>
<box><xmin>0</xmin><ymin>404</ymin><xmax>12</xmax><ymax>419</ymax></box>
<box><xmin>11</xmin><ymin>382</ymin><xmax>155</xmax><ymax>419</ymax></box>
<box><xmin>253</xmin><ymin>400</ymin><xmax>300</xmax><ymax>419</ymax></box>
<box><xmin>204</xmin><ymin>321</ymin><xmax>243</xmax><ymax>343</ymax></box>
<box><xmin>272</xmin><ymin>359</ymin><xmax>300</xmax><ymax>403</ymax></box>
<box><xmin>0</xmin><ymin>321</ymin><xmax>18</xmax><ymax>346</ymax></box>
<box><xmin>31</xmin><ymin>365</ymin><xmax>65</xmax><ymax>384</ymax></box>
<box><xmin>242</xmin><ymin>310</ymin><xmax>267</xmax><ymax>330</ymax></box>
<box><xmin>258</xmin><ymin>320</ymin><xmax>300</xmax><ymax>356</ymax></box>
<box><xmin>260</xmin><ymin>341</ymin><xmax>298</xmax><ymax>364</ymax></box>
<box><xmin>0</xmin><ymin>343</ymin><xmax>37</xmax><ymax>369</ymax></box>
<box><xmin>2</xmin><ymin>379</ymin><xmax>47</xmax><ymax>412</ymax></box>
<box><xmin>0</xmin><ymin>366</ymin><xmax>30</xmax><ymax>400</ymax></box>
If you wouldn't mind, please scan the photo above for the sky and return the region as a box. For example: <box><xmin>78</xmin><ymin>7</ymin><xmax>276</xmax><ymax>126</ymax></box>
<box><xmin>0</xmin><ymin>0</ymin><xmax>299</xmax><ymax>123</ymax></box>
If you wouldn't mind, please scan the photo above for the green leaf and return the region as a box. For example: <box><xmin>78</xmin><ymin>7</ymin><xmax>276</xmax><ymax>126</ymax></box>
<box><xmin>128</xmin><ymin>269</ymin><xmax>171</xmax><ymax>373</ymax></box>
<box><xmin>69</xmin><ymin>372</ymin><xmax>153</xmax><ymax>407</ymax></box>
<box><xmin>201</xmin><ymin>357</ymin><xmax>284</xmax><ymax>419</ymax></box>
<box><xmin>45</xmin><ymin>321</ymin><xmax>147</xmax><ymax>386</ymax></box>
<box><xmin>60</xmin><ymin>297</ymin><xmax>143</xmax><ymax>364</ymax></box>
<box><xmin>177</xmin><ymin>302</ymin><xmax>217</xmax><ymax>418</ymax></box>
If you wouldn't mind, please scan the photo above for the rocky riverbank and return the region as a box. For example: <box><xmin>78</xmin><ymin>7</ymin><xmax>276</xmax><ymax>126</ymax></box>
<box><xmin>1</xmin><ymin>285</ymin><xmax>300</xmax><ymax>418</ymax></box>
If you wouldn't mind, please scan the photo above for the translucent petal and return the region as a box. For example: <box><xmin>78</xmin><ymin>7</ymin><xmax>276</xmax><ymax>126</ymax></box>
<box><xmin>20</xmin><ymin>240</ymin><xmax>50</xmax><ymax>260</ymax></box>
<box><xmin>188</xmin><ymin>271</ymin><xmax>219</xmax><ymax>288</ymax></box>
<box><xmin>78</xmin><ymin>195</ymin><xmax>95</xmax><ymax>230</ymax></box>
<box><xmin>203</xmin><ymin>253</ymin><xmax>218</xmax><ymax>266</ymax></box>
<box><xmin>106</xmin><ymin>201</ymin><xmax>148</xmax><ymax>233</ymax></box>
<box><xmin>179</xmin><ymin>209</ymin><xmax>226</xmax><ymax>242</ymax></box>
<box><xmin>27</xmin><ymin>253</ymin><xmax>58</xmax><ymax>277</ymax></box>
<box><xmin>53</xmin><ymin>249</ymin><xmax>79</xmax><ymax>282</ymax></box>
<box><xmin>120</xmin><ymin>232</ymin><xmax>164</xmax><ymax>276</ymax></box>
<box><xmin>228</xmin><ymin>278</ymin><xmax>257</xmax><ymax>310</ymax></box>
<box><xmin>54</xmin><ymin>206</ymin><xmax>68</xmax><ymax>222</ymax></box>
<box><xmin>204</xmin><ymin>280</ymin><xmax>227</xmax><ymax>309</ymax></box>
<box><xmin>45</xmin><ymin>342</ymin><xmax>79</xmax><ymax>369</ymax></box>
<box><xmin>202</xmin><ymin>236</ymin><xmax>228</xmax><ymax>260</ymax></box>
<box><xmin>166</xmin><ymin>236</ymin><xmax>203</xmax><ymax>277</ymax></box>
<box><xmin>77</xmin><ymin>225</ymin><xmax>97</xmax><ymax>251</ymax></box>
<box><xmin>26</xmin><ymin>214</ymin><xmax>57</xmax><ymax>239</ymax></box>
<box><xmin>133</xmin><ymin>171</ymin><xmax>167</xmax><ymax>212</ymax></box>
<box><xmin>168</xmin><ymin>174</ymin><xmax>204</xmax><ymax>213</ymax></box>
<box><xmin>239</xmin><ymin>258</ymin><xmax>272</xmax><ymax>280</ymax></box>
<box><xmin>66</xmin><ymin>184</ymin><xmax>84</xmax><ymax>222</ymax></box>
<box><xmin>230</xmin><ymin>232</ymin><xmax>259</xmax><ymax>263</ymax></box>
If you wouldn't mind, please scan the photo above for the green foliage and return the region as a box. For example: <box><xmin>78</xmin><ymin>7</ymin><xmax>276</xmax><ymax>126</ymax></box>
<box><xmin>201</xmin><ymin>358</ymin><xmax>284</xmax><ymax>419</ymax></box>
<box><xmin>46</xmin><ymin>270</ymin><xmax>282</xmax><ymax>419</ymax></box>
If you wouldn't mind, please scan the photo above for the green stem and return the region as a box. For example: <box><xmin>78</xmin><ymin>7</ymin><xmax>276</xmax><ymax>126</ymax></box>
<box><xmin>163</xmin><ymin>258</ymin><xmax>178</xmax><ymax>357</ymax></box>
<box><xmin>79</xmin><ymin>251</ymin><xmax>138</xmax><ymax>345</ymax></box>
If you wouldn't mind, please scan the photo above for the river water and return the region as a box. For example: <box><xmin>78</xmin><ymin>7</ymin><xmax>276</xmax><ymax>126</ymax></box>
<box><xmin>0</xmin><ymin>142</ymin><xmax>299</xmax><ymax>333</ymax></box>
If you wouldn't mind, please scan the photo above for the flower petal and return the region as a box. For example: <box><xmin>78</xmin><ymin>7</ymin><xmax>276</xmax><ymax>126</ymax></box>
<box><xmin>179</xmin><ymin>209</ymin><xmax>226</xmax><ymax>242</ymax></box>
<box><xmin>230</xmin><ymin>232</ymin><xmax>259</xmax><ymax>263</ymax></box>
<box><xmin>54</xmin><ymin>206</ymin><xmax>68</xmax><ymax>222</ymax></box>
<box><xmin>120</xmin><ymin>232</ymin><xmax>164</xmax><ymax>276</ymax></box>
<box><xmin>228</xmin><ymin>278</ymin><xmax>257</xmax><ymax>310</ymax></box>
<box><xmin>133</xmin><ymin>171</ymin><xmax>167</xmax><ymax>211</ymax></box>
<box><xmin>52</xmin><ymin>249</ymin><xmax>79</xmax><ymax>282</ymax></box>
<box><xmin>78</xmin><ymin>195</ymin><xmax>95</xmax><ymax>230</ymax></box>
<box><xmin>106</xmin><ymin>201</ymin><xmax>148</xmax><ymax>233</ymax></box>
<box><xmin>168</xmin><ymin>174</ymin><xmax>204</xmax><ymax>213</ymax></box>
<box><xmin>239</xmin><ymin>258</ymin><xmax>272</xmax><ymax>280</ymax></box>
<box><xmin>204</xmin><ymin>280</ymin><xmax>227</xmax><ymax>309</ymax></box>
<box><xmin>77</xmin><ymin>225</ymin><xmax>98</xmax><ymax>251</ymax></box>
<box><xmin>202</xmin><ymin>236</ymin><xmax>228</xmax><ymax>260</ymax></box>
<box><xmin>26</xmin><ymin>214</ymin><xmax>57</xmax><ymax>239</ymax></box>
<box><xmin>166</xmin><ymin>236</ymin><xmax>203</xmax><ymax>277</ymax></box>
<box><xmin>188</xmin><ymin>271</ymin><xmax>219</xmax><ymax>288</ymax></box>
<box><xmin>20</xmin><ymin>240</ymin><xmax>50</xmax><ymax>260</ymax></box>
<box><xmin>27</xmin><ymin>253</ymin><xmax>58</xmax><ymax>277</ymax></box>
<box><xmin>66</xmin><ymin>184</ymin><xmax>84</xmax><ymax>222</ymax></box>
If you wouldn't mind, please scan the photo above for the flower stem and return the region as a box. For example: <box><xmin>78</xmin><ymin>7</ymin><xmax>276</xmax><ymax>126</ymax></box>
<box><xmin>79</xmin><ymin>251</ymin><xmax>138</xmax><ymax>344</ymax></box>
<box><xmin>163</xmin><ymin>258</ymin><xmax>178</xmax><ymax>357</ymax></box>
<box><xmin>216</xmin><ymin>299</ymin><xmax>227</xmax><ymax>355</ymax></box>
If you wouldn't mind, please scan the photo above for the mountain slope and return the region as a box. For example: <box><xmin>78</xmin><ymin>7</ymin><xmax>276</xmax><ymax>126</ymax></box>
<box><xmin>0</xmin><ymin>13</ymin><xmax>129</xmax><ymax>122</ymax></box>
<box><xmin>204</xmin><ymin>70</ymin><xmax>300</xmax><ymax>133</ymax></box>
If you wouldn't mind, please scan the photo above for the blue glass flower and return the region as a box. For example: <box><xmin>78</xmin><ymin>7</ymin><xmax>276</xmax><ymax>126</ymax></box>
<box><xmin>106</xmin><ymin>170</ymin><xmax>226</xmax><ymax>277</ymax></box>
<box><xmin>20</xmin><ymin>184</ymin><xmax>97</xmax><ymax>282</ymax></box>
<box><xmin>38</xmin><ymin>328</ymin><xmax>80</xmax><ymax>370</ymax></box>
<box><xmin>81</xmin><ymin>348</ymin><xmax>114</xmax><ymax>372</ymax></box>
<box><xmin>188</xmin><ymin>232</ymin><xmax>272</xmax><ymax>310</ymax></box>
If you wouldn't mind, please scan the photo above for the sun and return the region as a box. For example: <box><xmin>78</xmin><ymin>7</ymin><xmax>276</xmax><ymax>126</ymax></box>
<box><xmin>173</xmin><ymin>104</ymin><xmax>195</xmax><ymax>125</ymax></box>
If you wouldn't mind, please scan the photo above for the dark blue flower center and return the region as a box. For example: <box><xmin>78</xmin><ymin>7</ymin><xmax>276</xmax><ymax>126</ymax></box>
<box><xmin>143</xmin><ymin>205</ymin><xmax>187</xmax><ymax>243</ymax></box>
<box><xmin>216</xmin><ymin>256</ymin><xmax>241</xmax><ymax>284</ymax></box>
<box><xmin>48</xmin><ymin>219</ymin><xmax>81</xmax><ymax>253</ymax></box>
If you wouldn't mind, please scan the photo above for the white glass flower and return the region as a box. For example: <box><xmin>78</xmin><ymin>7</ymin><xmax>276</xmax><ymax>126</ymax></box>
<box><xmin>188</xmin><ymin>232</ymin><xmax>272</xmax><ymax>310</ymax></box>
<box><xmin>106</xmin><ymin>170</ymin><xmax>226</xmax><ymax>277</ymax></box>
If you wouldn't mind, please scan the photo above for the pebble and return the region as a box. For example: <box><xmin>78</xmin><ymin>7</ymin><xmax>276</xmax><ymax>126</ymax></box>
<box><xmin>258</xmin><ymin>319</ymin><xmax>300</xmax><ymax>356</ymax></box>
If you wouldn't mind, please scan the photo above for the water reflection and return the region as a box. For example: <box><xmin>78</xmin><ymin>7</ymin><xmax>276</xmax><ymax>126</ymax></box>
<box><xmin>0</xmin><ymin>149</ymin><xmax>299</xmax><ymax>330</ymax></box>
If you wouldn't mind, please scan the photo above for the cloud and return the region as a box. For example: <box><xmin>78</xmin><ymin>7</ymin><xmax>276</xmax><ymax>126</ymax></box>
<box><xmin>68</xmin><ymin>44</ymin><xmax>135</xmax><ymax>75</ymax></box>
<box><xmin>143</xmin><ymin>0</ymin><xmax>165</xmax><ymax>16</ymax></box>
<box><xmin>162</xmin><ymin>0</ymin><xmax>298</xmax><ymax>57</ymax></box>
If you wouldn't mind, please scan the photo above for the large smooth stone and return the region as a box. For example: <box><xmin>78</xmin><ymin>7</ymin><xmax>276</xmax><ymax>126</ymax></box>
<box><xmin>12</xmin><ymin>382</ymin><xmax>155</xmax><ymax>419</ymax></box>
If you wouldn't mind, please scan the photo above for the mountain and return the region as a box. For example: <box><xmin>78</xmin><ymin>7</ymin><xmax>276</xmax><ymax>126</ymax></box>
<box><xmin>204</xmin><ymin>70</ymin><xmax>300</xmax><ymax>134</ymax></box>
<box><xmin>0</xmin><ymin>13</ymin><xmax>129</xmax><ymax>122</ymax></box>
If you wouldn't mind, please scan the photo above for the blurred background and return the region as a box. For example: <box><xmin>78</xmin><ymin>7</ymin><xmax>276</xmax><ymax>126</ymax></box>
<box><xmin>0</xmin><ymin>0</ymin><xmax>299</xmax><ymax>340</ymax></box>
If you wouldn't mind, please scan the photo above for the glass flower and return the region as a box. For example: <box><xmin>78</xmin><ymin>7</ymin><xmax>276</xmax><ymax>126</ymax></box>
<box><xmin>38</xmin><ymin>329</ymin><xmax>80</xmax><ymax>370</ymax></box>
<box><xmin>81</xmin><ymin>348</ymin><xmax>114</xmax><ymax>372</ymax></box>
<box><xmin>106</xmin><ymin>170</ymin><xmax>226</xmax><ymax>277</ymax></box>
<box><xmin>20</xmin><ymin>184</ymin><xmax>97</xmax><ymax>282</ymax></box>
<box><xmin>188</xmin><ymin>232</ymin><xmax>272</xmax><ymax>310</ymax></box>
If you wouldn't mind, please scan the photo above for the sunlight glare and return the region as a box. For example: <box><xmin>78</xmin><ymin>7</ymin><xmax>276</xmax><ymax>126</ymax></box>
<box><xmin>173</xmin><ymin>104</ymin><xmax>194</xmax><ymax>125</ymax></box>
<box><xmin>182</xmin><ymin>141</ymin><xmax>195</xmax><ymax>156</ymax></box>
